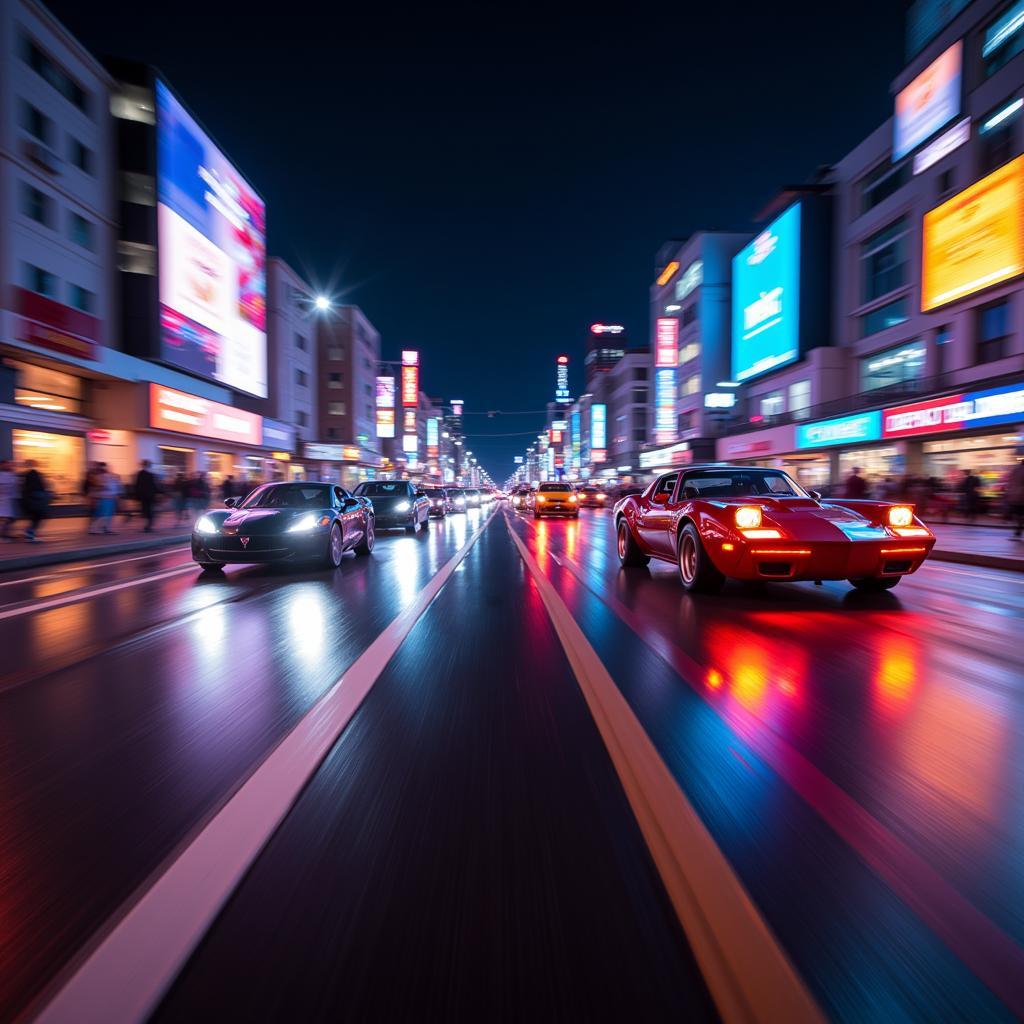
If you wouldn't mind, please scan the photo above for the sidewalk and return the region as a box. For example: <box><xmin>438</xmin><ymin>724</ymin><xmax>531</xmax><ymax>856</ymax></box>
<box><xmin>0</xmin><ymin>515</ymin><xmax>191</xmax><ymax>572</ymax></box>
<box><xmin>929</xmin><ymin>523</ymin><xmax>1024</xmax><ymax>573</ymax></box>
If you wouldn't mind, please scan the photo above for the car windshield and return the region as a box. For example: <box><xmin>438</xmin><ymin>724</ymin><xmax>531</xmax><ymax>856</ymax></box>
<box><xmin>240</xmin><ymin>484</ymin><xmax>331</xmax><ymax>509</ymax></box>
<box><xmin>448</xmin><ymin>489</ymin><xmax>465</xmax><ymax>497</ymax></box>
<box><xmin>680</xmin><ymin>469</ymin><xmax>807</xmax><ymax>499</ymax></box>
<box><xmin>539</xmin><ymin>483</ymin><xmax>569</xmax><ymax>492</ymax></box>
<box><xmin>355</xmin><ymin>482</ymin><xmax>410</xmax><ymax>497</ymax></box>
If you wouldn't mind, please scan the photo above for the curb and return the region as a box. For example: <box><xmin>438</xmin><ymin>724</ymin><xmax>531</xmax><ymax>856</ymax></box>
<box><xmin>931</xmin><ymin>548</ymin><xmax>1024</xmax><ymax>573</ymax></box>
<box><xmin>0</xmin><ymin>534</ymin><xmax>191</xmax><ymax>573</ymax></box>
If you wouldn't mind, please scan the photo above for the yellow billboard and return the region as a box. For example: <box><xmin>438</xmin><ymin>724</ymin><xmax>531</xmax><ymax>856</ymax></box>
<box><xmin>922</xmin><ymin>155</ymin><xmax>1024</xmax><ymax>310</ymax></box>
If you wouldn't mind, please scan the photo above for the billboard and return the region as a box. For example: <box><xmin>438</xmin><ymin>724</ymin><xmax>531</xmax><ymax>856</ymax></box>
<box><xmin>883</xmin><ymin>382</ymin><xmax>1024</xmax><ymax>438</ymax></box>
<box><xmin>149</xmin><ymin>383</ymin><xmax>261</xmax><ymax>445</ymax></box>
<box><xmin>556</xmin><ymin>355</ymin><xmax>570</xmax><ymax>403</ymax></box>
<box><xmin>732</xmin><ymin>203</ymin><xmax>801</xmax><ymax>383</ymax></box>
<box><xmin>655</xmin><ymin>317</ymin><xmax>679</xmax><ymax>368</ymax></box>
<box><xmin>426</xmin><ymin>417</ymin><xmax>439</xmax><ymax>452</ymax></box>
<box><xmin>590</xmin><ymin>404</ymin><xmax>607</xmax><ymax>450</ymax></box>
<box><xmin>402</xmin><ymin>350</ymin><xmax>419</xmax><ymax>406</ymax></box>
<box><xmin>376</xmin><ymin>376</ymin><xmax>396</xmax><ymax>438</ymax></box>
<box><xmin>893</xmin><ymin>41</ymin><xmax>962</xmax><ymax>162</ymax></box>
<box><xmin>921</xmin><ymin>156</ymin><xmax>1024</xmax><ymax>310</ymax></box>
<box><xmin>796</xmin><ymin>411</ymin><xmax>882</xmax><ymax>449</ymax></box>
<box><xmin>156</xmin><ymin>81</ymin><xmax>267</xmax><ymax>397</ymax></box>
<box><xmin>402</xmin><ymin>434</ymin><xmax>418</xmax><ymax>453</ymax></box>
<box><xmin>655</xmin><ymin>368</ymin><xmax>676</xmax><ymax>443</ymax></box>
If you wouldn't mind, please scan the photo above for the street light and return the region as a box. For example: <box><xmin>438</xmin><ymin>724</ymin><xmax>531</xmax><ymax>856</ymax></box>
<box><xmin>315</xmin><ymin>295</ymin><xmax>332</xmax><ymax>312</ymax></box>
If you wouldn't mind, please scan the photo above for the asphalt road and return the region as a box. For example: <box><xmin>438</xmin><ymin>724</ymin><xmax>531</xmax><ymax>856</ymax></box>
<box><xmin>2</xmin><ymin>505</ymin><xmax>1022</xmax><ymax>1022</ymax></box>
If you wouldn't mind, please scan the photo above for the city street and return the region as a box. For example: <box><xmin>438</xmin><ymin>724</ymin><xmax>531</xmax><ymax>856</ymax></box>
<box><xmin>2</xmin><ymin>506</ymin><xmax>1022</xmax><ymax>1022</ymax></box>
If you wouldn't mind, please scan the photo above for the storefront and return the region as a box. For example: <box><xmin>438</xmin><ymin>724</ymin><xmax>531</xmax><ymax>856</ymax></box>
<box><xmin>716</xmin><ymin>424</ymin><xmax>797</xmax><ymax>468</ymax></box>
<box><xmin>921</xmin><ymin>432</ymin><xmax>1023</xmax><ymax>497</ymax></box>
<box><xmin>11</xmin><ymin>429</ymin><xmax>85</xmax><ymax>503</ymax></box>
<box><xmin>303</xmin><ymin>443</ymin><xmax>377</xmax><ymax>489</ymax></box>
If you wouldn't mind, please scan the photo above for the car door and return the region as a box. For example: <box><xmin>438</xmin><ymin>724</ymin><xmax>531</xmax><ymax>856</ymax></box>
<box><xmin>636</xmin><ymin>473</ymin><xmax>679</xmax><ymax>557</ymax></box>
<box><xmin>334</xmin><ymin>487</ymin><xmax>359</xmax><ymax>547</ymax></box>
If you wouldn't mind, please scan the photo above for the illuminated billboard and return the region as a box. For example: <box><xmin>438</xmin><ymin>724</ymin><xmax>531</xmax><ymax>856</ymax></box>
<box><xmin>893</xmin><ymin>41</ymin><xmax>962</xmax><ymax>162</ymax></box>
<box><xmin>149</xmin><ymin>383</ymin><xmax>261</xmax><ymax>445</ymax></box>
<box><xmin>796</xmin><ymin>411</ymin><xmax>882</xmax><ymax>449</ymax></box>
<box><xmin>922</xmin><ymin>156</ymin><xmax>1024</xmax><ymax>310</ymax></box>
<box><xmin>883</xmin><ymin>381</ymin><xmax>1024</xmax><ymax>438</ymax></box>
<box><xmin>556</xmin><ymin>355</ymin><xmax>570</xmax><ymax>403</ymax></box>
<box><xmin>426</xmin><ymin>417</ymin><xmax>439</xmax><ymax>451</ymax></box>
<box><xmin>655</xmin><ymin>317</ymin><xmax>678</xmax><ymax>368</ymax></box>
<box><xmin>402</xmin><ymin>366</ymin><xmax>419</xmax><ymax>406</ymax></box>
<box><xmin>375</xmin><ymin>376</ymin><xmax>395</xmax><ymax>438</ymax></box>
<box><xmin>590</xmin><ymin>404</ymin><xmax>606</xmax><ymax>450</ymax></box>
<box><xmin>156</xmin><ymin>81</ymin><xmax>267</xmax><ymax>397</ymax></box>
<box><xmin>655</xmin><ymin>368</ymin><xmax>676</xmax><ymax>442</ymax></box>
<box><xmin>732</xmin><ymin>203</ymin><xmax>801</xmax><ymax>383</ymax></box>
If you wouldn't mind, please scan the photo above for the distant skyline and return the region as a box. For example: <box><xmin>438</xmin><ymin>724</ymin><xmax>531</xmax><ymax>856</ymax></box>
<box><xmin>47</xmin><ymin>0</ymin><xmax>908</xmax><ymax>479</ymax></box>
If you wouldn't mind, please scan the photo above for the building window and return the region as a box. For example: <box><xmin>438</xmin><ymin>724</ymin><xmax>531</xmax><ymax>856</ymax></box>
<box><xmin>682</xmin><ymin>374</ymin><xmax>700</xmax><ymax>396</ymax></box>
<box><xmin>328</xmin><ymin>373</ymin><xmax>343</xmax><ymax>389</ymax></box>
<box><xmin>364</xmin><ymin>383</ymin><xmax>372</xmax><ymax>396</ymax></box>
<box><xmin>295</xmin><ymin>333</ymin><xmax>307</xmax><ymax>351</ymax></box>
<box><xmin>632</xmin><ymin>429</ymin><xmax>646</xmax><ymax>444</ymax></box>
<box><xmin>861</xmin><ymin>217</ymin><xmax>909</xmax><ymax>302</ymax></box>
<box><xmin>936</xmin><ymin>325</ymin><xmax>954</xmax><ymax>374</ymax></box>
<box><xmin>978</xmin><ymin>98</ymin><xmax>1020</xmax><ymax>174</ymax></box>
<box><xmin>19</xmin><ymin>182</ymin><xmax>52</xmax><ymax>226</ymax></box>
<box><xmin>632</xmin><ymin>409</ymin><xmax>647</xmax><ymax>430</ymax></box>
<box><xmin>68</xmin><ymin>212</ymin><xmax>94</xmax><ymax>250</ymax></box>
<box><xmin>19</xmin><ymin>101</ymin><xmax>52</xmax><ymax>145</ymax></box>
<box><xmin>120</xmin><ymin>171</ymin><xmax>154</xmax><ymax>205</ymax></box>
<box><xmin>681</xmin><ymin>303</ymin><xmax>698</xmax><ymax>327</ymax></box>
<box><xmin>859</xmin><ymin>160</ymin><xmax>909</xmax><ymax>214</ymax></box>
<box><xmin>861</xmin><ymin>340</ymin><xmax>927</xmax><ymax>391</ymax></box>
<box><xmin>68</xmin><ymin>284</ymin><xmax>94</xmax><ymax>313</ymax></box>
<box><xmin>327</xmin><ymin>427</ymin><xmax>338</xmax><ymax>439</ymax></box>
<box><xmin>328</xmin><ymin>402</ymin><xmax>346</xmax><ymax>415</ymax></box>
<box><xmin>788</xmin><ymin>380</ymin><xmax>811</xmax><ymax>420</ymax></box>
<box><xmin>22</xmin><ymin>263</ymin><xmax>57</xmax><ymax>299</ymax></box>
<box><xmin>679</xmin><ymin>341</ymin><xmax>700</xmax><ymax>365</ymax></box>
<box><xmin>983</xmin><ymin>3</ymin><xmax>1024</xmax><ymax>77</ymax></box>
<box><xmin>978</xmin><ymin>301</ymin><xmax>1010</xmax><ymax>362</ymax></box>
<box><xmin>328</xmin><ymin>346</ymin><xmax>344</xmax><ymax>361</ymax></box>
<box><xmin>69</xmin><ymin>138</ymin><xmax>93</xmax><ymax>174</ymax></box>
<box><xmin>296</xmin><ymin>411</ymin><xmax>308</xmax><ymax>428</ymax></box>
<box><xmin>760</xmin><ymin>392</ymin><xmax>785</xmax><ymax>418</ymax></box>
<box><xmin>117</xmin><ymin>241</ymin><xmax>156</xmax><ymax>275</ymax></box>
<box><xmin>860</xmin><ymin>296</ymin><xmax>909</xmax><ymax>337</ymax></box>
<box><xmin>21</xmin><ymin>36</ymin><xmax>90</xmax><ymax>114</ymax></box>
<box><xmin>295</xmin><ymin>369</ymin><xmax>308</xmax><ymax>387</ymax></box>
<box><xmin>630</xmin><ymin>387</ymin><xmax>647</xmax><ymax>402</ymax></box>
<box><xmin>937</xmin><ymin>168</ymin><xmax>955</xmax><ymax>196</ymax></box>
<box><xmin>632</xmin><ymin>367</ymin><xmax>648</xmax><ymax>381</ymax></box>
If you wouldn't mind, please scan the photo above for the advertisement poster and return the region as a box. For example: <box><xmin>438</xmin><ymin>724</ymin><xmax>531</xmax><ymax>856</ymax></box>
<box><xmin>156</xmin><ymin>81</ymin><xmax>267</xmax><ymax>397</ymax></box>
<box><xmin>893</xmin><ymin>41</ymin><xmax>962</xmax><ymax>161</ymax></box>
<box><xmin>731</xmin><ymin>203</ymin><xmax>801</xmax><ymax>383</ymax></box>
<box><xmin>655</xmin><ymin>368</ymin><xmax>676</xmax><ymax>442</ymax></box>
<box><xmin>655</xmin><ymin>317</ymin><xmax>679</xmax><ymax>368</ymax></box>
<box><xmin>922</xmin><ymin>156</ymin><xmax>1024</xmax><ymax>310</ymax></box>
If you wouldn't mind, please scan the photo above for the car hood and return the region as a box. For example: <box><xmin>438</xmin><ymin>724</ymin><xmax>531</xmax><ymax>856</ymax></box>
<box><xmin>711</xmin><ymin>497</ymin><xmax>889</xmax><ymax>541</ymax></box>
<box><xmin>364</xmin><ymin>494</ymin><xmax>412</xmax><ymax>508</ymax></box>
<box><xmin>219</xmin><ymin>508</ymin><xmax>314</xmax><ymax>534</ymax></box>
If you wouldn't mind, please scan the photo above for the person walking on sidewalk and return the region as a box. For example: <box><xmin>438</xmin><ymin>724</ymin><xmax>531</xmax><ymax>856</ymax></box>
<box><xmin>82</xmin><ymin>462</ymin><xmax>100</xmax><ymax>532</ymax></box>
<box><xmin>173</xmin><ymin>472</ymin><xmax>187</xmax><ymax>524</ymax></box>
<box><xmin>1007</xmin><ymin>457</ymin><xmax>1024</xmax><ymax>540</ymax></box>
<box><xmin>960</xmin><ymin>468</ymin><xmax>981</xmax><ymax>523</ymax></box>
<box><xmin>0</xmin><ymin>460</ymin><xmax>17</xmax><ymax>540</ymax></box>
<box><xmin>21</xmin><ymin>460</ymin><xmax>50</xmax><ymax>543</ymax></box>
<box><xmin>844</xmin><ymin>466</ymin><xmax>868</xmax><ymax>499</ymax></box>
<box><xmin>135</xmin><ymin>460</ymin><xmax>159</xmax><ymax>533</ymax></box>
<box><xmin>91</xmin><ymin>463</ymin><xmax>120</xmax><ymax>535</ymax></box>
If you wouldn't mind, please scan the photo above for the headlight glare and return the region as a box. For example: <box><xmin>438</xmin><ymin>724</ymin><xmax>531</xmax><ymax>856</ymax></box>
<box><xmin>195</xmin><ymin>515</ymin><xmax>217</xmax><ymax>535</ymax></box>
<box><xmin>288</xmin><ymin>512</ymin><xmax>319</xmax><ymax>532</ymax></box>
<box><xmin>888</xmin><ymin>505</ymin><xmax>913</xmax><ymax>528</ymax></box>
<box><xmin>395</xmin><ymin>501</ymin><xmax>411</xmax><ymax>512</ymax></box>
<box><xmin>735</xmin><ymin>506</ymin><xmax>762</xmax><ymax>530</ymax></box>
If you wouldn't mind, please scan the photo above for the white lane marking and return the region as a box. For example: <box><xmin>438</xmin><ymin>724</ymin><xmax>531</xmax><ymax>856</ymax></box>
<box><xmin>0</xmin><ymin>564</ymin><xmax>199</xmax><ymax>620</ymax></box>
<box><xmin>0</xmin><ymin>546</ymin><xmax>191</xmax><ymax>589</ymax></box>
<box><xmin>506</xmin><ymin>518</ymin><xmax>824</xmax><ymax>1024</ymax></box>
<box><xmin>35</xmin><ymin>508</ymin><xmax>496</xmax><ymax>1024</ymax></box>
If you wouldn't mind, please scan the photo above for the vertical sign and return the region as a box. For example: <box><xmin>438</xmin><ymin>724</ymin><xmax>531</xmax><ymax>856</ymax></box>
<box><xmin>555</xmin><ymin>354</ymin><xmax>571</xmax><ymax>404</ymax></box>
<box><xmin>590</xmin><ymin>403</ymin><xmax>607</xmax><ymax>450</ymax></box>
<box><xmin>402</xmin><ymin>349</ymin><xmax>419</xmax><ymax>407</ymax></box>
<box><xmin>655</xmin><ymin>368</ymin><xmax>676</xmax><ymax>443</ymax></box>
<box><xmin>426</xmin><ymin>416</ymin><xmax>439</xmax><ymax>456</ymax></box>
<box><xmin>375</xmin><ymin>376</ymin><xmax>395</xmax><ymax>438</ymax></box>
<box><xmin>655</xmin><ymin>317</ymin><xmax>679</xmax><ymax>368</ymax></box>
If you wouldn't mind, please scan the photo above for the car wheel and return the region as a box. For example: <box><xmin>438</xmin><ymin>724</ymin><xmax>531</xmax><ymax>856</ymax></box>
<box><xmin>354</xmin><ymin>517</ymin><xmax>374</xmax><ymax>556</ymax></box>
<box><xmin>324</xmin><ymin>523</ymin><xmax>344</xmax><ymax>568</ymax></box>
<box><xmin>616</xmin><ymin>518</ymin><xmax>649</xmax><ymax>567</ymax></box>
<box><xmin>849</xmin><ymin>576</ymin><xmax>900</xmax><ymax>591</ymax></box>
<box><xmin>677</xmin><ymin>522</ymin><xmax>725</xmax><ymax>593</ymax></box>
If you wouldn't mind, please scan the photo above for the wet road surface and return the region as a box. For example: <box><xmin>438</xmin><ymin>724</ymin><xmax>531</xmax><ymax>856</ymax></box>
<box><xmin>2</xmin><ymin>505</ymin><xmax>1022</xmax><ymax>1021</ymax></box>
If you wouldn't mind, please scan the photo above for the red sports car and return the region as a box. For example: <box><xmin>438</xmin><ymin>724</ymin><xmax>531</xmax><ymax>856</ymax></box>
<box><xmin>614</xmin><ymin>465</ymin><xmax>935</xmax><ymax>593</ymax></box>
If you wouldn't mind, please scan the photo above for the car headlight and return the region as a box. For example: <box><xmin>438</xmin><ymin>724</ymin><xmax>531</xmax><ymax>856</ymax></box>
<box><xmin>735</xmin><ymin>506</ymin><xmax>762</xmax><ymax>529</ymax></box>
<box><xmin>456</xmin><ymin>498</ymin><xmax>465</xmax><ymax>505</ymax></box>
<box><xmin>537</xmin><ymin>495</ymin><xmax>546</xmax><ymax>502</ymax></box>
<box><xmin>569</xmin><ymin>494</ymin><xmax>578</xmax><ymax>503</ymax></box>
<box><xmin>888</xmin><ymin>505</ymin><xmax>913</xmax><ymax>528</ymax></box>
<box><xmin>288</xmin><ymin>512</ymin><xmax>320</xmax><ymax>532</ymax></box>
<box><xmin>433</xmin><ymin>500</ymin><xmax>441</xmax><ymax>507</ymax></box>
<box><xmin>597</xmin><ymin>493</ymin><xmax>606</xmax><ymax>501</ymax></box>
<box><xmin>195</xmin><ymin>515</ymin><xmax>218</xmax><ymax>535</ymax></box>
<box><xmin>395</xmin><ymin>501</ymin><xmax>411</xmax><ymax>512</ymax></box>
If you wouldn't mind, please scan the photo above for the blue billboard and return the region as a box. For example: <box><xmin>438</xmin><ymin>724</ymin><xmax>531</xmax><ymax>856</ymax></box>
<box><xmin>732</xmin><ymin>203</ymin><xmax>801</xmax><ymax>384</ymax></box>
<box><xmin>796</xmin><ymin>411</ymin><xmax>882</xmax><ymax>450</ymax></box>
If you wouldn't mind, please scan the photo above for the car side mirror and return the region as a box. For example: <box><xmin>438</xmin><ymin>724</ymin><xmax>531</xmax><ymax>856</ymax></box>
<box><xmin>224</xmin><ymin>497</ymin><xmax>237</xmax><ymax>507</ymax></box>
<box><xmin>651</xmin><ymin>492</ymin><xmax>669</xmax><ymax>505</ymax></box>
<box><xmin>809</xmin><ymin>489</ymin><xmax>822</xmax><ymax>501</ymax></box>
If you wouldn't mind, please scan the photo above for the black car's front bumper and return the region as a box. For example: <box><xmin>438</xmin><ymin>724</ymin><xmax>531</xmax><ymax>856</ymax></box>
<box><xmin>192</xmin><ymin>529</ymin><xmax>327</xmax><ymax>564</ymax></box>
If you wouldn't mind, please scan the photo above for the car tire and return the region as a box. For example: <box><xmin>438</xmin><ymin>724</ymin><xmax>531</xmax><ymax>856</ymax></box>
<box><xmin>324</xmin><ymin>523</ymin><xmax>344</xmax><ymax>568</ymax></box>
<box><xmin>849</xmin><ymin>576</ymin><xmax>900</xmax><ymax>591</ymax></box>
<box><xmin>677</xmin><ymin>522</ymin><xmax>725</xmax><ymax>593</ymax></box>
<box><xmin>354</xmin><ymin>517</ymin><xmax>374</xmax><ymax>556</ymax></box>
<box><xmin>616</xmin><ymin>518</ymin><xmax>649</xmax><ymax>567</ymax></box>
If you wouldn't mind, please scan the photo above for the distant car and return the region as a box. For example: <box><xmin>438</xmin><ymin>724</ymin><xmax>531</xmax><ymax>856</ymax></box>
<box><xmin>614</xmin><ymin>465</ymin><xmax>935</xmax><ymax>593</ymax></box>
<box><xmin>191</xmin><ymin>481</ymin><xmax>374</xmax><ymax>572</ymax></box>
<box><xmin>422</xmin><ymin>486</ymin><xmax>449</xmax><ymax>518</ymax></box>
<box><xmin>464</xmin><ymin>488</ymin><xmax>483</xmax><ymax>509</ymax></box>
<box><xmin>447</xmin><ymin>487</ymin><xmax>468</xmax><ymax>512</ymax></box>
<box><xmin>354</xmin><ymin>480</ymin><xmax>430</xmax><ymax>533</ymax></box>
<box><xmin>534</xmin><ymin>481</ymin><xmax>578</xmax><ymax>519</ymax></box>
<box><xmin>510</xmin><ymin>486</ymin><xmax>531</xmax><ymax>512</ymax></box>
<box><xmin>577</xmin><ymin>485</ymin><xmax>608</xmax><ymax>509</ymax></box>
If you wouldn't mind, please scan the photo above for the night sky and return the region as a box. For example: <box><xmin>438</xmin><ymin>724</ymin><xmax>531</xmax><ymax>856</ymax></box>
<box><xmin>48</xmin><ymin>1</ymin><xmax>907</xmax><ymax>480</ymax></box>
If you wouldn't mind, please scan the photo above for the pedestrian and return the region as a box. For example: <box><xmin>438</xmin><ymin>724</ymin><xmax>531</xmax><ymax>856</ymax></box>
<box><xmin>173</xmin><ymin>472</ymin><xmax>188</xmax><ymax>524</ymax></box>
<box><xmin>21</xmin><ymin>460</ymin><xmax>50</xmax><ymax>543</ymax></box>
<box><xmin>82</xmin><ymin>461</ymin><xmax>100</xmax><ymax>531</ymax></box>
<box><xmin>91</xmin><ymin>463</ymin><xmax>119</xmax><ymax>535</ymax></box>
<box><xmin>135</xmin><ymin>459</ymin><xmax>159</xmax><ymax>533</ymax></box>
<box><xmin>1007</xmin><ymin>457</ymin><xmax>1024</xmax><ymax>540</ymax></box>
<box><xmin>960</xmin><ymin>468</ymin><xmax>981</xmax><ymax>523</ymax></box>
<box><xmin>844</xmin><ymin>465</ymin><xmax>868</xmax><ymax>499</ymax></box>
<box><xmin>0</xmin><ymin>460</ymin><xmax>17</xmax><ymax>540</ymax></box>
<box><xmin>220</xmin><ymin>474</ymin><xmax>235</xmax><ymax>502</ymax></box>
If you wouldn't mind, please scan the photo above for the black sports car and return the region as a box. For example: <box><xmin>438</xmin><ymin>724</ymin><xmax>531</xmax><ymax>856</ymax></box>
<box><xmin>191</xmin><ymin>482</ymin><xmax>374</xmax><ymax>572</ymax></box>
<box><xmin>353</xmin><ymin>480</ymin><xmax>431</xmax><ymax>532</ymax></box>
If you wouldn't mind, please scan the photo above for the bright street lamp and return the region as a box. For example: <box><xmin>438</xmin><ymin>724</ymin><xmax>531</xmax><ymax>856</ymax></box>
<box><xmin>315</xmin><ymin>295</ymin><xmax>332</xmax><ymax>312</ymax></box>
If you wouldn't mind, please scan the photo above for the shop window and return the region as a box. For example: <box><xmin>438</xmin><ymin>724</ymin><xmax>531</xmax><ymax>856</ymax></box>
<box><xmin>861</xmin><ymin>217</ymin><xmax>909</xmax><ymax>303</ymax></box>
<box><xmin>19</xmin><ymin>182</ymin><xmax>52</xmax><ymax>226</ymax></box>
<box><xmin>69</xmin><ymin>138</ymin><xmax>93</xmax><ymax>175</ymax></box>
<box><xmin>861</xmin><ymin>340</ymin><xmax>927</xmax><ymax>391</ymax></box>
<box><xmin>983</xmin><ymin>2</ymin><xmax>1024</xmax><ymax>77</ymax></box>
<box><xmin>978</xmin><ymin>98</ymin><xmax>1020</xmax><ymax>174</ymax></box>
<box><xmin>859</xmin><ymin>160</ymin><xmax>909</xmax><ymax>214</ymax></box>
<box><xmin>328</xmin><ymin>373</ymin><xmax>343</xmax><ymax>389</ymax></box>
<box><xmin>68</xmin><ymin>212</ymin><xmax>94</xmax><ymax>250</ymax></box>
<box><xmin>788</xmin><ymin>380</ymin><xmax>811</xmax><ymax>420</ymax></box>
<box><xmin>329</xmin><ymin>402</ymin><xmax>346</xmax><ymax>415</ymax></box>
<box><xmin>19</xmin><ymin>101</ymin><xmax>52</xmax><ymax>145</ymax></box>
<box><xmin>12</xmin><ymin>430</ymin><xmax>85</xmax><ymax>502</ymax></box>
<box><xmin>860</xmin><ymin>296</ymin><xmax>909</xmax><ymax>337</ymax></box>
<box><xmin>760</xmin><ymin>392</ymin><xmax>785</xmax><ymax>418</ymax></box>
<box><xmin>117</xmin><ymin>241</ymin><xmax>156</xmax><ymax>275</ymax></box>
<box><xmin>978</xmin><ymin>301</ymin><xmax>1010</xmax><ymax>362</ymax></box>
<box><xmin>22</xmin><ymin>262</ymin><xmax>57</xmax><ymax>299</ymax></box>
<box><xmin>68</xmin><ymin>284</ymin><xmax>94</xmax><ymax>314</ymax></box>
<box><xmin>11</xmin><ymin>360</ymin><xmax>84</xmax><ymax>414</ymax></box>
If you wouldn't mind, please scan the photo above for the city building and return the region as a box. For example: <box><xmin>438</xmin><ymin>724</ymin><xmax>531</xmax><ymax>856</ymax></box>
<box><xmin>605</xmin><ymin>348</ymin><xmax>651</xmax><ymax>480</ymax></box>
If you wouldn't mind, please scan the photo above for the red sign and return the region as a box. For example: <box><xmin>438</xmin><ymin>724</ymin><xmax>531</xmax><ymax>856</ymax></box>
<box><xmin>592</xmin><ymin>449</ymin><xmax>607</xmax><ymax>463</ymax></box>
<box><xmin>402</xmin><ymin>364</ymin><xmax>419</xmax><ymax>407</ymax></box>
<box><xmin>149</xmin><ymin>383</ymin><xmax>262</xmax><ymax>445</ymax></box>
<box><xmin>550</xmin><ymin>429</ymin><xmax>563</xmax><ymax>444</ymax></box>
<box><xmin>724</xmin><ymin>439</ymin><xmax>773</xmax><ymax>457</ymax></box>
<box><xmin>15</xmin><ymin>287</ymin><xmax>100</xmax><ymax>360</ymax></box>
<box><xmin>655</xmin><ymin>317</ymin><xmax>679</xmax><ymax>368</ymax></box>
<box><xmin>87</xmin><ymin>430</ymin><xmax>112</xmax><ymax>443</ymax></box>
<box><xmin>883</xmin><ymin>394</ymin><xmax>965</xmax><ymax>438</ymax></box>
